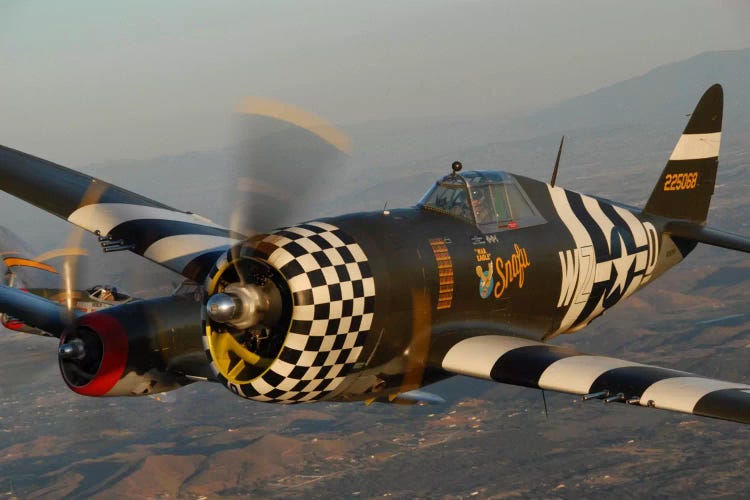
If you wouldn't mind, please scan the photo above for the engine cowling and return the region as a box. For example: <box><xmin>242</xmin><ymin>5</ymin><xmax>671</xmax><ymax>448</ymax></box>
<box><xmin>203</xmin><ymin>221</ymin><xmax>377</xmax><ymax>403</ymax></box>
<box><xmin>58</xmin><ymin>294</ymin><xmax>207</xmax><ymax>397</ymax></box>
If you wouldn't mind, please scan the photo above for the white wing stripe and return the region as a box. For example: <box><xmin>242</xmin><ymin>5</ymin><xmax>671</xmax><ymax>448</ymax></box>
<box><xmin>538</xmin><ymin>355</ymin><xmax>642</xmax><ymax>394</ymax></box>
<box><xmin>639</xmin><ymin>376</ymin><xmax>750</xmax><ymax>412</ymax></box>
<box><xmin>442</xmin><ymin>336</ymin><xmax>538</xmax><ymax>380</ymax></box>
<box><xmin>68</xmin><ymin>203</ymin><xmax>223</xmax><ymax>234</ymax></box>
<box><xmin>437</xmin><ymin>335</ymin><xmax>750</xmax><ymax>424</ymax></box>
<box><xmin>143</xmin><ymin>234</ymin><xmax>242</xmax><ymax>264</ymax></box>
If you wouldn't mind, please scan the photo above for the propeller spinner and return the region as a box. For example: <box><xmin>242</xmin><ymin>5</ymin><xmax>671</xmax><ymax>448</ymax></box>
<box><xmin>206</xmin><ymin>283</ymin><xmax>269</xmax><ymax>329</ymax></box>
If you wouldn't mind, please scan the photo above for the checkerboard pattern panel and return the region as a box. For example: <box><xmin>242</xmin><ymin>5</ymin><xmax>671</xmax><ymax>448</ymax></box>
<box><xmin>207</xmin><ymin>221</ymin><xmax>375</xmax><ymax>403</ymax></box>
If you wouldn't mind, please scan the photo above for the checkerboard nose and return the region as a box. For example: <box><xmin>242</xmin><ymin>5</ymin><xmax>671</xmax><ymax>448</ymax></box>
<box><xmin>203</xmin><ymin>221</ymin><xmax>376</xmax><ymax>403</ymax></box>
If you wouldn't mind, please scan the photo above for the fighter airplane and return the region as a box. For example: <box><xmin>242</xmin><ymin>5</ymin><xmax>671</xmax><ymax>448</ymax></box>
<box><xmin>0</xmin><ymin>255</ymin><xmax>138</xmax><ymax>335</ymax></box>
<box><xmin>1</xmin><ymin>84</ymin><xmax>750</xmax><ymax>424</ymax></box>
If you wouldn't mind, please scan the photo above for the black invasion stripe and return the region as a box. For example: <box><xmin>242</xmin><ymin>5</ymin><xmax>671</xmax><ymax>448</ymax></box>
<box><xmin>489</xmin><ymin>345</ymin><xmax>580</xmax><ymax>388</ymax></box>
<box><xmin>589</xmin><ymin>366</ymin><xmax>689</xmax><ymax>398</ymax></box>
<box><xmin>0</xmin><ymin>145</ymin><xmax>172</xmax><ymax>220</ymax></box>
<box><xmin>692</xmin><ymin>388</ymin><xmax>750</xmax><ymax>425</ymax></box>
<box><xmin>573</xmin><ymin>285</ymin><xmax>608</xmax><ymax>326</ymax></box>
<box><xmin>109</xmin><ymin>219</ymin><xmax>243</xmax><ymax>255</ymax></box>
<box><xmin>181</xmin><ymin>249</ymin><xmax>228</xmax><ymax>282</ymax></box>
<box><xmin>671</xmin><ymin>237</ymin><xmax>699</xmax><ymax>259</ymax></box>
<box><xmin>682</xmin><ymin>84</ymin><xmax>723</xmax><ymax>135</ymax></box>
<box><xmin>598</xmin><ymin>203</ymin><xmax>641</xmax><ymax>253</ymax></box>
<box><xmin>565</xmin><ymin>192</ymin><xmax>608</xmax><ymax>257</ymax></box>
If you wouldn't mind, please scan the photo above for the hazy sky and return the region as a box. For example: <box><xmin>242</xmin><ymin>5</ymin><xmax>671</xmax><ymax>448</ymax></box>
<box><xmin>1</xmin><ymin>0</ymin><xmax>749</xmax><ymax>165</ymax></box>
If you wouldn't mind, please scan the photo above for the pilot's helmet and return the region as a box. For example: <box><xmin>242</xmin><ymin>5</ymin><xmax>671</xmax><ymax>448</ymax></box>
<box><xmin>471</xmin><ymin>188</ymin><xmax>485</xmax><ymax>204</ymax></box>
<box><xmin>89</xmin><ymin>285</ymin><xmax>116</xmax><ymax>299</ymax></box>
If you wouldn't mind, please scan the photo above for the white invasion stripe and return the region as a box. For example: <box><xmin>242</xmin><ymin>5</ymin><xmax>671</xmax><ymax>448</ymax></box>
<box><xmin>442</xmin><ymin>336</ymin><xmax>538</xmax><ymax>380</ymax></box>
<box><xmin>143</xmin><ymin>234</ymin><xmax>241</xmax><ymax>265</ymax></box>
<box><xmin>581</xmin><ymin>202</ymin><xmax>650</xmax><ymax>325</ymax></box>
<box><xmin>612</xmin><ymin>207</ymin><xmax>654</xmax><ymax>301</ymax></box>
<box><xmin>639</xmin><ymin>376</ymin><xmax>750</xmax><ymax>413</ymax></box>
<box><xmin>615</xmin><ymin>206</ymin><xmax>648</xmax><ymax>248</ymax></box>
<box><xmin>68</xmin><ymin>203</ymin><xmax>224</xmax><ymax>234</ymax></box>
<box><xmin>576</xmin><ymin>198</ymin><xmax>613</xmax><ymax>325</ymax></box>
<box><xmin>582</xmin><ymin>195</ymin><xmax>612</xmax><ymax>286</ymax></box>
<box><xmin>538</xmin><ymin>355</ymin><xmax>642</xmax><ymax>394</ymax></box>
<box><xmin>669</xmin><ymin>132</ymin><xmax>721</xmax><ymax>161</ymax></box>
<box><xmin>547</xmin><ymin>186</ymin><xmax>594</xmax><ymax>333</ymax></box>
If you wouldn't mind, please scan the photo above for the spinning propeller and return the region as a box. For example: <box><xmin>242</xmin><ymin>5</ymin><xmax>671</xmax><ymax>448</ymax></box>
<box><xmin>0</xmin><ymin>95</ymin><xmax>434</xmax><ymax>404</ymax></box>
<box><xmin>203</xmin><ymin>97</ymin><xmax>352</xmax><ymax>383</ymax></box>
<box><xmin>46</xmin><ymin>97</ymin><xmax>353</xmax><ymax>388</ymax></box>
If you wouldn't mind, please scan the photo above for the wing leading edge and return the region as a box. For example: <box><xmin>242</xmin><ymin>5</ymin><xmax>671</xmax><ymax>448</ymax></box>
<box><xmin>0</xmin><ymin>145</ymin><xmax>244</xmax><ymax>281</ymax></box>
<box><xmin>429</xmin><ymin>334</ymin><xmax>750</xmax><ymax>425</ymax></box>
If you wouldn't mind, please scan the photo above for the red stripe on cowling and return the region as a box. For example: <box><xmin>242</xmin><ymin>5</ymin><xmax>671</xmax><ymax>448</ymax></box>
<box><xmin>3</xmin><ymin>319</ymin><xmax>26</xmax><ymax>331</ymax></box>
<box><xmin>64</xmin><ymin>313</ymin><xmax>128</xmax><ymax>396</ymax></box>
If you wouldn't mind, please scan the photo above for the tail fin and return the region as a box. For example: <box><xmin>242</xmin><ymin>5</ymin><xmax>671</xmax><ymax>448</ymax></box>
<box><xmin>643</xmin><ymin>84</ymin><xmax>723</xmax><ymax>224</ymax></box>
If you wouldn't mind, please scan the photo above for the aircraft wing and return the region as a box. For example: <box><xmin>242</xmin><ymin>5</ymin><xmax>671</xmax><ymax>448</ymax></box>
<box><xmin>429</xmin><ymin>334</ymin><xmax>750</xmax><ymax>425</ymax></box>
<box><xmin>0</xmin><ymin>284</ymin><xmax>74</xmax><ymax>337</ymax></box>
<box><xmin>0</xmin><ymin>145</ymin><xmax>244</xmax><ymax>282</ymax></box>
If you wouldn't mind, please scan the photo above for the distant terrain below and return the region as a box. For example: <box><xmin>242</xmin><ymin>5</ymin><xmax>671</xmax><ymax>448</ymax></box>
<box><xmin>1</xmin><ymin>49</ymin><xmax>750</xmax><ymax>498</ymax></box>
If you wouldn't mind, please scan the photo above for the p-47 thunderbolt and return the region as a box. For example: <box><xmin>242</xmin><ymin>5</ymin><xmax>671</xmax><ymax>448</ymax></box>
<box><xmin>1</xmin><ymin>84</ymin><xmax>749</xmax><ymax>424</ymax></box>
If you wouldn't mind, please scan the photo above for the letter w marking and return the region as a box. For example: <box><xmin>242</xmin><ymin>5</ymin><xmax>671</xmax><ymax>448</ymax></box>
<box><xmin>558</xmin><ymin>249</ymin><xmax>579</xmax><ymax>308</ymax></box>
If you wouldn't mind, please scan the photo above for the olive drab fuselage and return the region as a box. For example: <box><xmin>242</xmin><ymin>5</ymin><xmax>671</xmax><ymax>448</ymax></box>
<box><xmin>307</xmin><ymin>173</ymin><xmax>686</xmax><ymax>402</ymax></box>
<box><xmin>78</xmin><ymin>171</ymin><xmax>685</xmax><ymax>403</ymax></box>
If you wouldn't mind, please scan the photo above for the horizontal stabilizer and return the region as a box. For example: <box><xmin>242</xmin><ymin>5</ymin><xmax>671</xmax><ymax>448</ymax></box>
<box><xmin>0</xmin><ymin>284</ymin><xmax>75</xmax><ymax>337</ymax></box>
<box><xmin>665</xmin><ymin>220</ymin><xmax>750</xmax><ymax>253</ymax></box>
<box><xmin>430</xmin><ymin>334</ymin><xmax>750</xmax><ymax>425</ymax></box>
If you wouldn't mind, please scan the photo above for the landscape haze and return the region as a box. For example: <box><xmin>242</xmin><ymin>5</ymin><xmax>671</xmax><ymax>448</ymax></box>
<box><xmin>1</xmin><ymin>28</ymin><xmax>750</xmax><ymax>500</ymax></box>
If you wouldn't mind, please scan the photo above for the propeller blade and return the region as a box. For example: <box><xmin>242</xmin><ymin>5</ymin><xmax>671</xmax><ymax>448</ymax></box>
<box><xmin>229</xmin><ymin>97</ymin><xmax>352</xmax><ymax>236</ymax></box>
<box><xmin>33</xmin><ymin>247</ymin><xmax>88</xmax><ymax>263</ymax></box>
<box><xmin>399</xmin><ymin>288</ymin><xmax>432</xmax><ymax>395</ymax></box>
<box><xmin>57</xmin><ymin>179</ymin><xmax>110</xmax><ymax>316</ymax></box>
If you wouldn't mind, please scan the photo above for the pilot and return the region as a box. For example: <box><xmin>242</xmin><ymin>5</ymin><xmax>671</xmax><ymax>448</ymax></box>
<box><xmin>90</xmin><ymin>285</ymin><xmax>116</xmax><ymax>301</ymax></box>
<box><xmin>449</xmin><ymin>191</ymin><xmax>471</xmax><ymax>219</ymax></box>
<box><xmin>472</xmin><ymin>189</ymin><xmax>492</xmax><ymax>224</ymax></box>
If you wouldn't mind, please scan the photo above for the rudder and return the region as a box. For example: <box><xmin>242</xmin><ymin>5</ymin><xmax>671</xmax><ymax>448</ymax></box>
<box><xmin>643</xmin><ymin>84</ymin><xmax>723</xmax><ymax>224</ymax></box>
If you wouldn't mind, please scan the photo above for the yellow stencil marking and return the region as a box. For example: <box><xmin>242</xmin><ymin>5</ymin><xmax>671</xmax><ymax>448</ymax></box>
<box><xmin>663</xmin><ymin>171</ymin><xmax>698</xmax><ymax>191</ymax></box>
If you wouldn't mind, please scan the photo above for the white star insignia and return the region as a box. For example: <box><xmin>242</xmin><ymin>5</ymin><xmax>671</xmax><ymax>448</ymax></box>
<box><xmin>607</xmin><ymin>235</ymin><xmax>635</xmax><ymax>300</ymax></box>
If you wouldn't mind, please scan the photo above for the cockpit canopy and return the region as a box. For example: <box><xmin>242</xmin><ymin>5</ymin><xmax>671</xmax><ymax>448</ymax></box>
<box><xmin>419</xmin><ymin>170</ymin><xmax>544</xmax><ymax>231</ymax></box>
